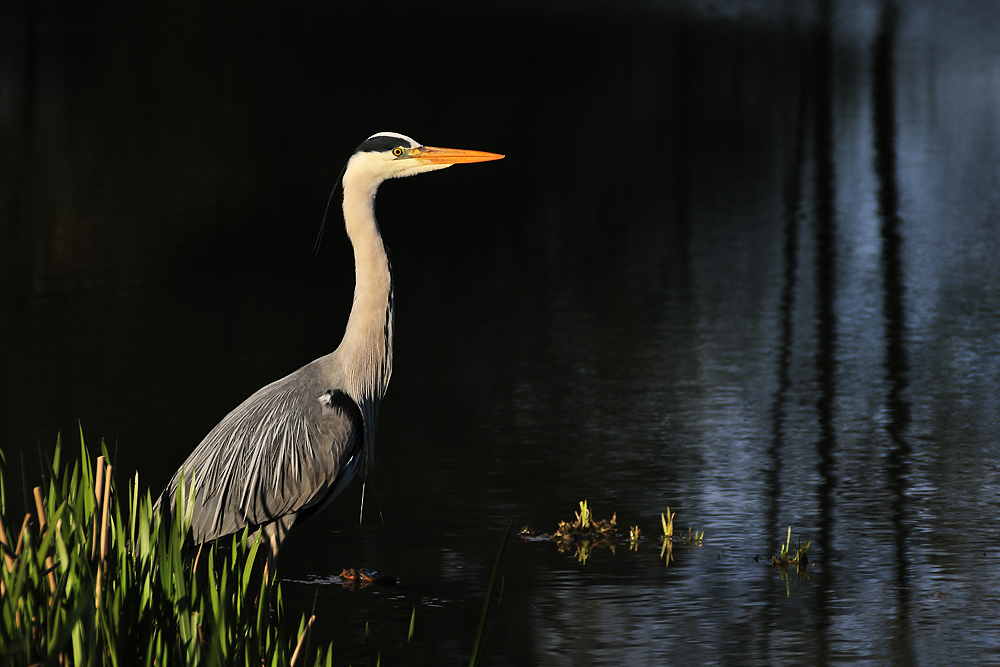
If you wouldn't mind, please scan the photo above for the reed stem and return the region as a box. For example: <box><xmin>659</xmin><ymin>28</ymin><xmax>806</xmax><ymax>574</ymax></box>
<box><xmin>290</xmin><ymin>614</ymin><xmax>316</xmax><ymax>667</ymax></box>
<box><xmin>92</xmin><ymin>456</ymin><xmax>105</xmax><ymax>559</ymax></box>
<box><xmin>33</xmin><ymin>487</ymin><xmax>46</xmax><ymax>535</ymax></box>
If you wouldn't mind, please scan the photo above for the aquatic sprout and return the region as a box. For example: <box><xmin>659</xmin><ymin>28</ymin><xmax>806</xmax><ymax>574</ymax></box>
<box><xmin>518</xmin><ymin>501</ymin><xmax>706</xmax><ymax>567</ymax></box>
<box><xmin>658</xmin><ymin>508</ymin><xmax>705</xmax><ymax>567</ymax></box>
<box><xmin>629</xmin><ymin>525</ymin><xmax>641</xmax><ymax>551</ymax></box>
<box><xmin>577</xmin><ymin>500</ymin><xmax>591</xmax><ymax>530</ymax></box>
<box><xmin>770</xmin><ymin>526</ymin><xmax>811</xmax><ymax>597</ymax></box>
<box><xmin>771</xmin><ymin>526</ymin><xmax>810</xmax><ymax>567</ymax></box>
<box><xmin>661</xmin><ymin>508</ymin><xmax>675</xmax><ymax>538</ymax></box>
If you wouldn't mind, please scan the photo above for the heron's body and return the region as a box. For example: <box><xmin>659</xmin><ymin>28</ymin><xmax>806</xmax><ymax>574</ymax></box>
<box><xmin>155</xmin><ymin>132</ymin><xmax>502</xmax><ymax>570</ymax></box>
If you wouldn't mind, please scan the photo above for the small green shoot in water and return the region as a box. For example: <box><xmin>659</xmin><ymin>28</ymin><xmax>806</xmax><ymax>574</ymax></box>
<box><xmin>577</xmin><ymin>500</ymin><xmax>591</xmax><ymax>529</ymax></box>
<box><xmin>660</xmin><ymin>507</ymin><xmax>676</xmax><ymax>566</ymax></box>
<box><xmin>771</xmin><ymin>525</ymin><xmax>810</xmax><ymax>567</ymax></box>
<box><xmin>771</xmin><ymin>526</ymin><xmax>811</xmax><ymax>597</ymax></box>
<box><xmin>659</xmin><ymin>508</ymin><xmax>705</xmax><ymax>567</ymax></box>
<box><xmin>661</xmin><ymin>508</ymin><xmax>675</xmax><ymax>537</ymax></box>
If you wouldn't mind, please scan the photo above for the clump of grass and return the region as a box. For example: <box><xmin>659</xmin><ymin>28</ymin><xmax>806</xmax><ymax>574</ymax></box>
<box><xmin>0</xmin><ymin>431</ymin><xmax>336</xmax><ymax>666</ymax></box>
<box><xmin>519</xmin><ymin>502</ymin><xmax>704</xmax><ymax>566</ymax></box>
<box><xmin>770</xmin><ymin>526</ymin><xmax>811</xmax><ymax>597</ymax></box>
<box><xmin>552</xmin><ymin>501</ymin><xmax>618</xmax><ymax>563</ymax></box>
<box><xmin>771</xmin><ymin>526</ymin><xmax>810</xmax><ymax>567</ymax></box>
<box><xmin>659</xmin><ymin>507</ymin><xmax>705</xmax><ymax>567</ymax></box>
<box><xmin>629</xmin><ymin>525</ymin><xmax>641</xmax><ymax>551</ymax></box>
<box><xmin>577</xmin><ymin>500</ymin><xmax>591</xmax><ymax>529</ymax></box>
<box><xmin>660</xmin><ymin>509</ymin><xmax>674</xmax><ymax>565</ymax></box>
<box><xmin>661</xmin><ymin>508</ymin><xmax>675</xmax><ymax>538</ymax></box>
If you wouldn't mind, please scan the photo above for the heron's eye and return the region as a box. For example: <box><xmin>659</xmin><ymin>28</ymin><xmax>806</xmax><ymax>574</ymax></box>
<box><xmin>392</xmin><ymin>147</ymin><xmax>405</xmax><ymax>158</ymax></box>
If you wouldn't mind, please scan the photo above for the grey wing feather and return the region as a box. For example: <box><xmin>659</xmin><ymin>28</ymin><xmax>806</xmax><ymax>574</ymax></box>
<box><xmin>158</xmin><ymin>362</ymin><xmax>362</xmax><ymax>543</ymax></box>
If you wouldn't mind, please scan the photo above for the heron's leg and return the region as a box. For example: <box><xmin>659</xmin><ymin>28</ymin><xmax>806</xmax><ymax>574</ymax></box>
<box><xmin>261</xmin><ymin>515</ymin><xmax>295</xmax><ymax>587</ymax></box>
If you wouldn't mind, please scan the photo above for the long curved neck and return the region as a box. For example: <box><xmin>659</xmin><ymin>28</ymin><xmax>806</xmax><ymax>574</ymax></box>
<box><xmin>337</xmin><ymin>172</ymin><xmax>394</xmax><ymax>405</ymax></box>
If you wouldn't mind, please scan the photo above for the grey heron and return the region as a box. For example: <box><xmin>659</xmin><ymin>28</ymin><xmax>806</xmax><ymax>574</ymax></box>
<box><xmin>155</xmin><ymin>132</ymin><xmax>503</xmax><ymax>578</ymax></box>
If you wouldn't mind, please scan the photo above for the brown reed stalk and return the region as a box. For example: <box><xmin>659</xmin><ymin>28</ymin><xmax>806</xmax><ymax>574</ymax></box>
<box><xmin>95</xmin><ymin>462</ymin><xmax>112</xmax><ymax>610</ymax></box>
<box><xmin>92</xmin><ymin>456</ymin><xmax>105</xmax><ymax>559</ymax></box>
<box><xmin>100</xmin><ymin>463</ymin><xmax>112</xmax><ymax>565</ymax></box>
<box><xmin>290</xmin><ymin>614</ymin><xmax>316</xmax><ymax>667</ymax></box>
<box><xmin>33</xmin><ymin>487</ymin><xmax>46</xmax><ymax>535</ymax></box>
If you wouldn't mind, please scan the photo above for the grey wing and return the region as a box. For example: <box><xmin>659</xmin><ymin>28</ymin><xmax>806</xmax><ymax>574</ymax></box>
<box><xmin>158</xmin><ymin>368</ymin><xmax>364</xmax><ymax>543</ymax></box>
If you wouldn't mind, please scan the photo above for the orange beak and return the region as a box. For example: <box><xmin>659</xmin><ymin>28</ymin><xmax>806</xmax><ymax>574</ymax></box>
<box><xmin>414</xmin><ymin>146</ymin><xmax>505</xmax><ymax>165</ymax></box>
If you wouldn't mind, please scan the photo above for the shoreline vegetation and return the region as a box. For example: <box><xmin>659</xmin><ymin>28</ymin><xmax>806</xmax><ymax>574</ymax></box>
<box><xmin>0</xmin><ymin>431</ymin><xmax>504</xmax><ymax>666</ymax></box>
<box><xmin>0</xmin><ymin>430</ymin><xmax>340</xmax><ymax>666</ymax></box>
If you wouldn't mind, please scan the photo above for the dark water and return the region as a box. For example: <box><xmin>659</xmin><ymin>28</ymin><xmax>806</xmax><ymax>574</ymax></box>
<box><xmin>3</xmin><ymin>1</ymin><xmax>1000</xmax><ymax>664</ymax></box>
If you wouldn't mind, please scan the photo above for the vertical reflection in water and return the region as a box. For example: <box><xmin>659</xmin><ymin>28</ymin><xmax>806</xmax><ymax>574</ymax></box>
<box><xmin>765</xmin><ymin>60</ymin><xmax>809</xmax><ymax>655</ymax></box>
<box><xmin>812</xmin><ymin>2</ymin><xmax>837</xmax><ymax>661</ymax></box>
<box><xmin>872</xmin><ymin>1</ymin><xmax>915</xmax><ymax>661</ymax></box>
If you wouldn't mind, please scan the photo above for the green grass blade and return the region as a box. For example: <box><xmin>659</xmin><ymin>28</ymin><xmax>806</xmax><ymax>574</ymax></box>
<box><xmin>469</xmin><ymin>522</ymin><xmax>512</xmax><ymax>667</ymax></box>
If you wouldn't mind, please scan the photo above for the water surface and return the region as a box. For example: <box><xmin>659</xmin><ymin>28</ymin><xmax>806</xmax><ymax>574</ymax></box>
<box><xmin>2</xmin><ymin>1</ymin><xmax>999</xmax><ymax>664</ymax></box>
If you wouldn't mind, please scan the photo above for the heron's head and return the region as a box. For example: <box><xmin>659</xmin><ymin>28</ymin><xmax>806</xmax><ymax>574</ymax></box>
<box><xmin>314</xmin><ymin>132</ymin><xmax>502</xmax><ymax>251</ymax></box>
<box><xmin>345</xmin><ymin>132</ymin><xmax>504</xmax><ymax>187</ymax></box>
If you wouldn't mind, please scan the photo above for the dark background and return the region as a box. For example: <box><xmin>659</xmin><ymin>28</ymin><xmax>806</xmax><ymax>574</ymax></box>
<box><xmin>3</xmin><ymin>1</ymin><xmax>1000</xmax><ymax>665</ymax></box>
